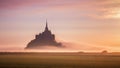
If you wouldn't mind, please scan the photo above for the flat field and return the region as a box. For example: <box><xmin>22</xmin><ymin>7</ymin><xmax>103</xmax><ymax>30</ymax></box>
<box><xmin>0</xmin><ymin>52</ymin><xmax>120</xmax><ymax>68</ymax></box>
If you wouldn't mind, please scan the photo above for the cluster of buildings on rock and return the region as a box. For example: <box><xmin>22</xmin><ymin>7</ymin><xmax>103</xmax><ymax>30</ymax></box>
<box><xmin>25</xmin><ymin>20</ymin><xmax>62</xmax><ymax>49</ymax></box>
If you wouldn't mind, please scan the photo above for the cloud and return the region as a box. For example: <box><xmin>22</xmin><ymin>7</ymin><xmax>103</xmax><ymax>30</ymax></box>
<box><xmin>0</xmin><ymin>0</ymin><xmax>48</xmax><ymax>9</ymax></box>
<box><xmin>92</xmin><ymin>0</ymin><xmax>120</xmax><ymax>19</ymax></box>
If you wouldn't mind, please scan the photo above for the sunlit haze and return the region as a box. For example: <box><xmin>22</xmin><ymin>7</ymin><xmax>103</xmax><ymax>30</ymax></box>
<box><xmin>0</xmin><ymin>0</ymin><xmax>120</xmax><ymax>52</ymax></box>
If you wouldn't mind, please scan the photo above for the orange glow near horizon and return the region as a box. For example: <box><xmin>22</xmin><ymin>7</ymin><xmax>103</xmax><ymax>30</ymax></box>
<box><xmin>0</xmin><ymin>0</ymin><xmax>120</xmax><ymax>52</ymax></box>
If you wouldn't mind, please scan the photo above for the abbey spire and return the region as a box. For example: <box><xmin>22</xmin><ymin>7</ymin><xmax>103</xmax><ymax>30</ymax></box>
<box><xmin>45</xmin><ymin>19</ymin><xmax>49</xmax><ymax>31</ymax></box>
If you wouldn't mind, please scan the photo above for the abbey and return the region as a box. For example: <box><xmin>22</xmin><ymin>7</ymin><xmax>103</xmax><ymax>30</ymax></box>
<box><xmin>25</xmin><ymin>20</ymin><xmax>62</xmax><ymax>49</ymax></box>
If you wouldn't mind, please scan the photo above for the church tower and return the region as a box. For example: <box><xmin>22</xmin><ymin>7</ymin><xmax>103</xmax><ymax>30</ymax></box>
<box><xmin>45</xmin><ymin>19</ymin><xmax>49</xmax><ymax>31</ymax></box>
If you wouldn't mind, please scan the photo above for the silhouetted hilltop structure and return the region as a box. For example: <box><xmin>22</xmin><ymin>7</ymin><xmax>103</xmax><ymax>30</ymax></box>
<box><xmin>25</xmin><ymin>20</ymin><xmax>62</xmax><ymax>49</ymax></box>
<box><xmin>101</xmin><ymin>50</ymin><xmax>108</xmax><ymax>54</ymax></box>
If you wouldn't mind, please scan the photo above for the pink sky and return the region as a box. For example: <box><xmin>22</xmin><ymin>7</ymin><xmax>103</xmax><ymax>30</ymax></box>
<box><xmin>0</xmin><ymin>0</ymin><xmax>120</xmax><ymax>52</ymax></box>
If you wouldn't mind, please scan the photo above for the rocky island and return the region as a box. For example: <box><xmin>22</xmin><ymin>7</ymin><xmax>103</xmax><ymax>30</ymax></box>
<box><xmin>25</xmin><ymin>20</ymin><xmax>62</xmax><ymax>49</ymax></box>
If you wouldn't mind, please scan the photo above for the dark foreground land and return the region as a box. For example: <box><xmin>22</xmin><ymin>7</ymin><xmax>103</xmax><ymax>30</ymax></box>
<box><xmin>0</xmin><ymin>52</ymin><xmax>120</xmax><ymax>68</ymax></box>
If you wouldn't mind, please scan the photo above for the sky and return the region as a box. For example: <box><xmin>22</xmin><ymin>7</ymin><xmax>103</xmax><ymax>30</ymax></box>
<box><xmin>0</xmin><ymin>0</ymin><xmax>120</xmax><ymax>52</ymax></box>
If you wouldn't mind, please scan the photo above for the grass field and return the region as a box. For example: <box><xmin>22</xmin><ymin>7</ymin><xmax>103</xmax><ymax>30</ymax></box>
<box><xmin>0</xmin><ymin>52</ymin><xmax>120</xmax><ymax>68</ymax></box>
